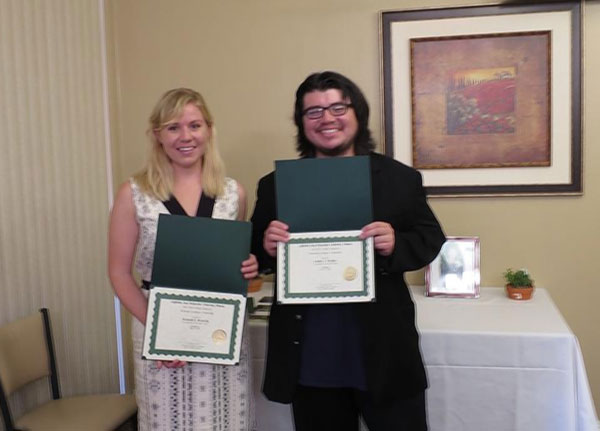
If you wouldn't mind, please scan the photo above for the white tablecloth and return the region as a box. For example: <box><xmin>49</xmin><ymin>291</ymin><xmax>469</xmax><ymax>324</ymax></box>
<box><xmin>249</xmin><ymin>285</ymin><xmax>598</xmax><ymax>431</ymax></box>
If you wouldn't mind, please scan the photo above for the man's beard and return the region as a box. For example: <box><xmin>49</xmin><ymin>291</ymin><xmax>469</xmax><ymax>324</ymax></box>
<box><xmin>314</xmin><ymin>139</ymin><xmax>355</xmax><ymax>157</ymax></box>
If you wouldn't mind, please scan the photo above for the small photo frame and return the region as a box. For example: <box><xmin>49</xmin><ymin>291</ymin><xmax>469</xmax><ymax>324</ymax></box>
<box><xmin>426</xmin><ymin>237</ymin><xmax>480</xmax><ymax>298</ymax></box>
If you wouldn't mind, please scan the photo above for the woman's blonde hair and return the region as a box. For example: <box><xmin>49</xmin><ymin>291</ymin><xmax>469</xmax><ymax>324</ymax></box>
<box><xmin>133</xmin><ymin>88</ymin><xmax>225</xmax><ymax>200</ymax></box>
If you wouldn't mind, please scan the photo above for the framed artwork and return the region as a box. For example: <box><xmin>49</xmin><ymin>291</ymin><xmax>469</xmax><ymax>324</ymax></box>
<box><xmin>426</xmin><ymin>237</ymin><xmax>480</xmax><ymax>298</ymax></box>
<box><xmin>380</xmin><ymin>2</ymin><xmax>581</xmax><ymax>196</ymax></box>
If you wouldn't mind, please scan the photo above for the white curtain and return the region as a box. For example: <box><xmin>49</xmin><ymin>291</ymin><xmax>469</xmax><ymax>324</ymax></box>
<box><xmin>0</xmin><ymin>0</ymin><xmax>121</xmax><ymax>417</ymax></box>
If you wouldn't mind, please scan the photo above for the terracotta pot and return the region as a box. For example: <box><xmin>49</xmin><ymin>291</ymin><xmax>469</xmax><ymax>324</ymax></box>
<box><xmin>248</xmin><ymin>277</ymin><xmax>263</xmax><ymax>293</ymax></box>
<box><xmin>506</xmin><ymin>284</ymin><xmax>534</xmax><ymax>300</ymax></box>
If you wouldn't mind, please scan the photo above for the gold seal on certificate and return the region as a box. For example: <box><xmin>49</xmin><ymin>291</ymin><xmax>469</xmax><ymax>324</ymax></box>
<box><xmin>343</xmin><ymin>266</ymin><xmax>357</xmax><ymax>281</ymax></box>
<box><xmin>212</xmin><ymin>329</ymin><xmax>227</xmax><ymax>345</ymax></box>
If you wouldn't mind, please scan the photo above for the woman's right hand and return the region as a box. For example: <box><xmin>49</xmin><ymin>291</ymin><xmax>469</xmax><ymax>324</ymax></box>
<box><xmin>156</xmin><ymin>360</ymin><xmax>187</xmax><ymax>369</ymax></box>
<box><xmin>263</xmin><ymin>220</ymin><xmax>290</xmax><ymax>257</ymax></box>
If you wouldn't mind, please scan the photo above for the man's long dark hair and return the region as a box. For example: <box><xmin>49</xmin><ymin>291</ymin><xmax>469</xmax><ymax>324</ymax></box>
<box><xmin>294</xmin><ymin>71</ymin><xmax>375</xmax><ymax>157</ymax></box>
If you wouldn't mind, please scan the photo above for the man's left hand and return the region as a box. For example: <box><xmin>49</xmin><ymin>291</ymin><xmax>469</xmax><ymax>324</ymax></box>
<box><xmin>360</xmin><ymin>222</ymin><xmax>395</xmax><ymax>256</ymax></box>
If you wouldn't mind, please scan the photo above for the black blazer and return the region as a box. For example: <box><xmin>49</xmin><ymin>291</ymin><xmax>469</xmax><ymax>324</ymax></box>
<box><xmin>250</xmin><ymin>152</ymin><xmax>445</xmax><ymax>404</ymax></box>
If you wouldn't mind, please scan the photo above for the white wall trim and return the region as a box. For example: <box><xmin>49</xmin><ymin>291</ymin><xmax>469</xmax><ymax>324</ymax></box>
<box><xmin>98</xmin><ymin>0</ymin><xmax>126</xmax><ymax>394</ymax></box>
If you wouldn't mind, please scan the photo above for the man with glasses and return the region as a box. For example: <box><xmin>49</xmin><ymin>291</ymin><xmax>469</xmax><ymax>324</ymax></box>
<box><xmin>251</xmin><ymin>71</ymin><xmax>445</xmax><ymax>431</ymax></box>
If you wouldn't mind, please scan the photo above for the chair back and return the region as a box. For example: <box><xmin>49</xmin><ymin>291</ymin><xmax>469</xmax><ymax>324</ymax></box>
<box><xmin>0</xmin><ymin>311</ymin><xmax>51</xmax><ymax>397</ymax></box>
<box><xmin>0</xmin><ymin>309</ymin><xmax>135</xmax><ymax>431</ymax></box>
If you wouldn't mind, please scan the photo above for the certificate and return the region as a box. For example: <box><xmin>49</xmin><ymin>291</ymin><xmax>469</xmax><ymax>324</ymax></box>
<box><xmin>277</xmin><ymin>230</ymin><xmax>375</xmax><ymax>304</ymax></box>
<box><xmin>142</xmin><ymin>287</ymin><xmax>246</xmax><ymax>365</ymax></box>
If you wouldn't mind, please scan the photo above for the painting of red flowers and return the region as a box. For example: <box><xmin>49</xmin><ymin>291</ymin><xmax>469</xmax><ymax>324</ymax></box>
<box><xmin>410</xmin><ymin>32</ymin><xmax>550</xmax><ymax>169</ymax></box>
<box><xmin>447</xmin><ymin>67</ymin><xmax>516</xmax><ymax>135</ymax></box>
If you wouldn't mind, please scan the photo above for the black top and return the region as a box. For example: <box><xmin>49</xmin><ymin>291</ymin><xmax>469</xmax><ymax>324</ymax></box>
<box><xmin>298</xmin><ymin>304</ymin><xmax>366</xmax><ymax>389</ymax></box>
<box><xmin>162</xmin><ymin>193</ymin><xmax>215</xmax><ymax>217</ymax></box>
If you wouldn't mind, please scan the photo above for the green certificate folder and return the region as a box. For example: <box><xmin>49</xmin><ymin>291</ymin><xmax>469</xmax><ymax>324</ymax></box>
<box><xmin>275</xmin><ymin>156</ymin><xmax>373</xmax><ymax>232</ymax></box>
<box><xmin>150</xmin><ymin>214</ymin><xmax>251</xmax><ymax>296</ymax></box>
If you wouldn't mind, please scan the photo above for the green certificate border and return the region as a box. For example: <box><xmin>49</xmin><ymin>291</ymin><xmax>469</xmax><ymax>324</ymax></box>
<box><xmin>280</xmin><ymin>234</ymin><xmax>373</xmax><ymax>300</ymax></box>
<box><xmin>146</xmin><ymin>291</ymin><xmax>242</xmax><ymax>361</ymax></box>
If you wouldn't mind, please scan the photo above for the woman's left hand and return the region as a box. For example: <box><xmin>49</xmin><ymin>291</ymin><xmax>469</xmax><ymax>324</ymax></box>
<box><xmin>360</xmin><ymin>222</ymin><xmax>395</xmax><ymax>256</ymax></box>
<box><xmin>241</xmin><ymin>254</ymin><xmax>259</xmax><ymax>279</ymax></box>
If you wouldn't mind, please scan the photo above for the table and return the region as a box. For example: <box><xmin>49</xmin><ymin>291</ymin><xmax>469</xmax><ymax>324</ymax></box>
<box><xmin>249</xmin><ymin>285</ymin><xmax>598</xmax><ymax>431</ymax></box>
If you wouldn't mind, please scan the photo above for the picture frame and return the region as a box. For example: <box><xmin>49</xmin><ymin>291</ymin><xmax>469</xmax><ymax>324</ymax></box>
<box><xmin>380</xmin><ymin>2</ymin><xmax>582</xmax><ymax>196</ymax></box>
<box><xmin>425</xmin><ymin>237</ymin><xmax>480</xmax><ymax>298</ymax></box>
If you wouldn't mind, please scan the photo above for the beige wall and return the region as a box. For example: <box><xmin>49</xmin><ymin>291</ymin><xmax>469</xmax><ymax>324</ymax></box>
<box><xmin>107</xmin><ymin>0</ymin><xmax>600</xmax><ymax>412</ymax></box>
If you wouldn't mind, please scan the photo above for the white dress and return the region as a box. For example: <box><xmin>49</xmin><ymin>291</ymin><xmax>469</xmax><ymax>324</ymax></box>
<box><xmin>130</xmin><ymin>178</ymin><xmax>255</xmax><ymax>431</ymax></box>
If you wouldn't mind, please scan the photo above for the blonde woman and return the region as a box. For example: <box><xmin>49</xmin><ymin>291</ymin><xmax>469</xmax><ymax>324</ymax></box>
<box><xmin>109</xmin><ymin>88</ymin><xmax>257</xmax><ymax>430</ymax></box>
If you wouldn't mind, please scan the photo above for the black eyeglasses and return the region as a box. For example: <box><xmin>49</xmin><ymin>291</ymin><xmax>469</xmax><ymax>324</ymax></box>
<box><xmin>302</xmin><ymin>103</ymin><xmax>353</xmax><ymax>120</ymax></box>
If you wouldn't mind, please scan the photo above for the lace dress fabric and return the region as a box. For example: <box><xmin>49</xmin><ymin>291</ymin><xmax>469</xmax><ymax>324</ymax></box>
<box><xmin>130</xmin><ymin>178</ymin><xmax>255</xmax><ymax>431</ymax></box>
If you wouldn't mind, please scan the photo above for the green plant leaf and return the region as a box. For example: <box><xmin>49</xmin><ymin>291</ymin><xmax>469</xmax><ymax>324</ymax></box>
<box><xmin>503</xmin><ymin>268</ymin><xmax>533</xmax><ymax>287</ymax></box>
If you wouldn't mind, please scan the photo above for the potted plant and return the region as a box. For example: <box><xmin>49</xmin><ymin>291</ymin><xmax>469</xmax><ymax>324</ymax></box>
<box><xmin>503</xmin><ymin>268</ymin><xmax>534</xmax><ymax>300</ymax></box>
